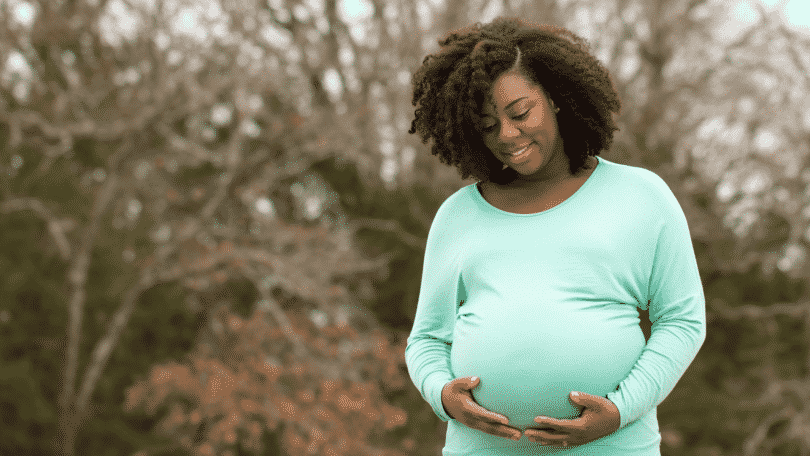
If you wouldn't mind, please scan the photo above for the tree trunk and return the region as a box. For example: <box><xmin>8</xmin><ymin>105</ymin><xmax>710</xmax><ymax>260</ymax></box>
<box><xmin>56</xmin><ymin>404</ymin><xmax>81</xmax><ymax>456</ymax></box>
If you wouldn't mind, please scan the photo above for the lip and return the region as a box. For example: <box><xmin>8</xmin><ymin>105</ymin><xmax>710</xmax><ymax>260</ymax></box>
<box><xmin>503</xmin><ymin>143</ymin><xmax>534</xmax><ymax>161</ymax></box>
<box><xmin>506</xmin><ymin>143</ymin><xmax>533</xmax><ymax>155</ymax></box>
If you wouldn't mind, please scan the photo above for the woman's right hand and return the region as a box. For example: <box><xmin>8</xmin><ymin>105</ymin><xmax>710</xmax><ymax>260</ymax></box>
<box><xmin>441</xmin><ymin>376</ymin><xmax>523</xmax><ymax>441</ymax></box>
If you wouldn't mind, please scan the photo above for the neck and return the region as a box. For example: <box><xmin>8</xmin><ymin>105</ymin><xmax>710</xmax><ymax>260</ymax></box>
<box><xmin>502</xmin><ymin>155</ymin><xmax>595</xmax><ymax>190</ymax></box>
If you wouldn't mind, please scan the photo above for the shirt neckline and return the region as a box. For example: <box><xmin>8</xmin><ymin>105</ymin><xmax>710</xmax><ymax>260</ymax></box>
<box><xmin>472</xmin><ymin>156</ymin><xmax>604</xmax><ymax>216</ymax></box>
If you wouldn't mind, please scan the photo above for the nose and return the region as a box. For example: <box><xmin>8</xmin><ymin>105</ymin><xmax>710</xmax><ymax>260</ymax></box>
<box><xmin>496</xmin><ymin>119</ymin><xmax>523</xmax><ymax>139</ymax></box>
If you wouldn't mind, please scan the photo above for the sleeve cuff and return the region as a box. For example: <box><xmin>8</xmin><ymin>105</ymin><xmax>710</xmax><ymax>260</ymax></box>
<box><xmin>605</xmin><ymin>390</ymin><xmax>628</xmax><ymax>428</ymax></box>
<box><xmin>429</xmin><ymin>375</ymin><xmax>454</xmax><ymax>422</ymax></box>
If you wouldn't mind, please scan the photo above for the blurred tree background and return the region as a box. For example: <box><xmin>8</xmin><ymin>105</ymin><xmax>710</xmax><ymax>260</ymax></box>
<box><xmin>0</xmin><ymin>0</ymin><xmax>809</xmax><ymax>455</ymax></box>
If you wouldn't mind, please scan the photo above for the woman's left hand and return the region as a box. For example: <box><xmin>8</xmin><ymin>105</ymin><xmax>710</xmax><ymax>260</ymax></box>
<box><xmin>524</xmin><ymin>392</ymin><xmax>621</xmax><ymax>447</ymax></box>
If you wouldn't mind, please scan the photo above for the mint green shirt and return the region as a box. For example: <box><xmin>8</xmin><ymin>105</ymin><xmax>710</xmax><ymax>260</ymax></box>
<box><xmin>405</xmin><ymin>156</ymin><xmax>706</xmax><ymax>455</ymax></box>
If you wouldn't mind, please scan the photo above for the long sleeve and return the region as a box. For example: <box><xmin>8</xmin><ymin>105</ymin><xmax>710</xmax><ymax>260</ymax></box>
<box><xmin>405</xmin><ymin>199</ymin><xmax>467</xmax><ymax>423</ymax></box>
<box><xmin>606</xmin><ymin>174</ymin><xmax>707</xmax><ymax>429</ymax></box>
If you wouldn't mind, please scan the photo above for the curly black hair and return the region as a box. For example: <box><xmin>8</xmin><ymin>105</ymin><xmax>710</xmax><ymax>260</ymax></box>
<box><xmin>408</xmin><ymin>16</ymin><xmax>621</xmax><ymax>185</ymax></box>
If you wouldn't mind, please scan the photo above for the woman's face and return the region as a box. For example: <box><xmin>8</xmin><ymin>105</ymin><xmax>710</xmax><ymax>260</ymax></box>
<box><xmin>480</xmin><ymin>70</ymin><xmax>568</xmax><ymax>185</ymax></box>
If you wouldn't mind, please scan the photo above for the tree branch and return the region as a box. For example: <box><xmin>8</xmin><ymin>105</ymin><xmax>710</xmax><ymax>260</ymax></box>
<box><xmin>74</xmin><ymin>268</ymin><xmax>155</xmax><ymax>418</ymax></box>
<box><xmin>770</xmin><ymin>16</ymin><xmax>810</xmax><ymax>87</ymax></box>
<box><xmin>742</xmin><ymin>404</ymin><xmax>797</xmax><ymax>456</ymax></box>
<box><xmin>0</xmin><ymin>105</ymin><xmax>162</xmax><ymax>143</ymax></box>
<box><xmin>154</xmin><ymin>123</ymin><xmax>213</xmax><ymax>165</ymax></box>
<box><xmin>236</xmin><ymin>262</ymin><xmax>310</xmax><ymax>360</ymax></box>
<box><xmin>349</xmin><ymin>218</ymin><xmax>425</xmax><ymax>249</ymax></box>
<box><xmin>199</xmin><ymin>83</ymin><xmax>247</xmax><ymax>221</ymax></box>
<box><xmin>707</xmin><ymin>298</ymin><xmax>810</xmax><ymax>323</ymax></box>
<box><xmin>0</xmin><ymin>197</ymin><xmax>73</xmax><ymax>260</ymax></box>
<box><xmin>60</xmin><ymin>146</ymin><xmax>126</xmax><ymax>418</ymax></box>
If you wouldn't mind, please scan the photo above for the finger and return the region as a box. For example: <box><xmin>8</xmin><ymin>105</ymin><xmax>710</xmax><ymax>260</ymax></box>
<box><xmin>552</xmin><ymin>438</ymin><xmax>573</xmax><ymax>447</ymax></box>
<box><xmin>550</xmin><ymin>440</ymin><xmax>572</xmax><ymax>448</ymax></box>
<box><xmin>484</xmin><ymin>423</ymin><xmax>522</xmax><ymax>441</ymax></box>
<box><xmin>460</xmin><ymin>377</ymin><xmax>512</xmax><ymax>425</ymax></box>
<box><xmin>534</xmin><ymin>415</ymin><xmax>565</xmax><ymax>427</ymax></box>
<box><xmin>472</xmin><ymin>418</ymin><xmax>521</xmax><ymax>441</ymax></box>
<box><xmin>531</xmin><ymin>428</ymin><xmax>561</xmax><ymax>436</ymax></box>
<box><xmin>527</xmin><ymin>431</ymin><xmax>573</xmax><ymax>446</ymax></box>
<box><xmin>479</xmin><ymin>415</ymin><xmax>523</xmax><ymax>439</ymax></box>
<box><xmin>483</xmin><ymin>412</ymin><xmax>510</xmax><ymax>425</ymax></box>
<box><xmin>465</xmin><ymin>399</ymin><xmax>510</xmax><ymax>425</ymax></box>
<box><xmin>463</xmin><ymin>412</ymin><xmax>514</xmax><ymax>438</ymax></box>
<box><xmin>534</xmin><ymin>415</ymin><xmax>584</xmax><ymax>430</ymax></box>
<box><xmin>526</xmin><ymin>428</ymin><xmax>571</xmax><ymax>441</ymax></box>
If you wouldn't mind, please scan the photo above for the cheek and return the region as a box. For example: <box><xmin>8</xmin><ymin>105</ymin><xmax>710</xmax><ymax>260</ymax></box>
<box><xmin>527</xmin><ymin>117</ymin><xmax>548</xmax><ymax>132</ymax></box>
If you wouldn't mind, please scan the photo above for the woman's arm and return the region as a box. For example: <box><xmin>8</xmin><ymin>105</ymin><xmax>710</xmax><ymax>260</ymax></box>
<box><xmin>404</xmin><ymin>197</ymin><xmax>466</xmax><ymax>423</ymax></box>
<box><xmin>606</xmin><ymin>174</ymin><xmax>707</xmax><ymax>429</ymax></box>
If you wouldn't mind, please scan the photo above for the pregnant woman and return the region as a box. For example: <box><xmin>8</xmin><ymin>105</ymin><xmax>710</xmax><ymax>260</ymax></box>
<box><xmin>404</xmin><ymin>17</ymin><xmax>706</xmax><ymax>455</ymax></box>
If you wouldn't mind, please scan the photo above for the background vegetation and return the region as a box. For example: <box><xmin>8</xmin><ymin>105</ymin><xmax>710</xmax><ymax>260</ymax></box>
<box><xmin>1</xmin><ymin>0</ymin><xmax>809</xmax><ymax>455</ymax></box>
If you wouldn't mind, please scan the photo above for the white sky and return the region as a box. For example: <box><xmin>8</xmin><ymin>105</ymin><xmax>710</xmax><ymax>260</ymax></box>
<box><xmin>342</xmin><ymin>0</ymin><xmax>809</xmax><ymax>34</ymax></box>
<box><xmin>739</xmin><ymin>0</ymin><xmax>810</xmax><ymax>34</ymax></box>
<box><xmin>4</xmin><ymin>0</ymin><xmax>809</xmax><ymax>49</ymax></box>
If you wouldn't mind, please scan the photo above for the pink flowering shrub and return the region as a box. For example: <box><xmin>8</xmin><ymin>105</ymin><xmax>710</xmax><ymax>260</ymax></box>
<box><xmin>124</xmin><ymin>303</ymin><xmax>412</xmax><ymax>456</ymax></box>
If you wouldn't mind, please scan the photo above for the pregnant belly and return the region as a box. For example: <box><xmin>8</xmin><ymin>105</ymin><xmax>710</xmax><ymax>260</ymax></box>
<box><xmin>450</xmin><ymin>302</ymin><xmax>645</xmax><ymax>430</ymax></box>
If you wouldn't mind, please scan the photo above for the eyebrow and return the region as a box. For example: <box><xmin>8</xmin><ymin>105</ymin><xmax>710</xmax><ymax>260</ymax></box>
<box><xmin>482</xmin><ymin>96</ymin><xmax>528</xmax><ymax>117</ymax></box>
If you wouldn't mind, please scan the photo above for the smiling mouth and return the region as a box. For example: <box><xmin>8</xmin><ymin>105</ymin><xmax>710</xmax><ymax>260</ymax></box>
<box><xmin>507</xmin><ymin>144</ymin><xmax>532</xmax><ymax>155</ymax></box>
<box><xmin>504</xmin><ymin>143</ymin><xmax>533</xmax><ymax>161</ymax></box>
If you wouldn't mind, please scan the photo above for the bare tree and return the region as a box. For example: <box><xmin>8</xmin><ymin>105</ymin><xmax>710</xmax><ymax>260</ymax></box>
<box><xmin>4</xmin><ymin>0</ymin><xmax>809</xmax><ymax>453</ymax></box>
<box><xmin>0</xmin><ymin>0</ymin><xmax>406</xmax><ymax>454</ymax></box>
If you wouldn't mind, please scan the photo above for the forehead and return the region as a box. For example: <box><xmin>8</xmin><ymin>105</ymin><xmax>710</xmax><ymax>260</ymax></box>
<box><xmin>482</xmin><ymin>72</ymin><xmax>544</xmax><ymax>114</ymax></box>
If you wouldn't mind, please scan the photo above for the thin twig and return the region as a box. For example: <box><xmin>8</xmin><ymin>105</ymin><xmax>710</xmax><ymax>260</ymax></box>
<box><xmin>708</xmin><ymin>299</ymin><xmax>810</xmax><ymax>323</ymax></box>
<box><xmin>743</xmin><ymin>405</ymin><xmax>796</xmax><ymax>456</ymax></box>
<box><xmin>235</xmin><ymin>263</ymin><xmax>309</xmax><ymax>360</ymax></box>
<box><xmin>74</xmin><ymin>269</ymin><xmax>155</xmax><ymax>418</ymax></box>
<box><xmin>349</xmin><ymin>218</ymin><xmax>425</xmax><ymax>249</ymax></box>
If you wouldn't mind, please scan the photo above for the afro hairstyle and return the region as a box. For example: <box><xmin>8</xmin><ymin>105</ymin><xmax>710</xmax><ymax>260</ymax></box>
<box><xmin>408</xmin><ymin>16</ymin><xmax>621</xmax><ymax>185</ymax></box>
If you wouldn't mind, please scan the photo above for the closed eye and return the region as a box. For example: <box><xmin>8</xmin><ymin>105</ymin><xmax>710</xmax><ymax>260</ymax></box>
<box><xmin>482</xmin><ymin>111</ymin><xmax>530</xmax><ymax>132</ymax></box>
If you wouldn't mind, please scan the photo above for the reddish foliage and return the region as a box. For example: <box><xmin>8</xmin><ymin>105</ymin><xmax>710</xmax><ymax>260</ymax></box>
<box><xmin>124</xmin><ymin>304</ymin><xmax>412</xmax><ymax>456</ymax></box>
<box><xmin>287</xmin><ymin>113</ymin><xmax>305</xmax><ymax>129</ymax></box>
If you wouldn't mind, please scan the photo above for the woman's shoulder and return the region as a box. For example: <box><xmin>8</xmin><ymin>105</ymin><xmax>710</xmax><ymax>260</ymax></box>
<box><xmin>599</xmin><ymin>159</ymin><xmax>684</xmax><ymax>215</ymax></box>
<box><xmin>599</xmin><ymin>158</ymin><xmax>669</xmax><ymax>190</ymax></box>
<box><xmin>432</xmin><ymin>184</ymin><xmax>478</xmax><ymax>220</ymax></box>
